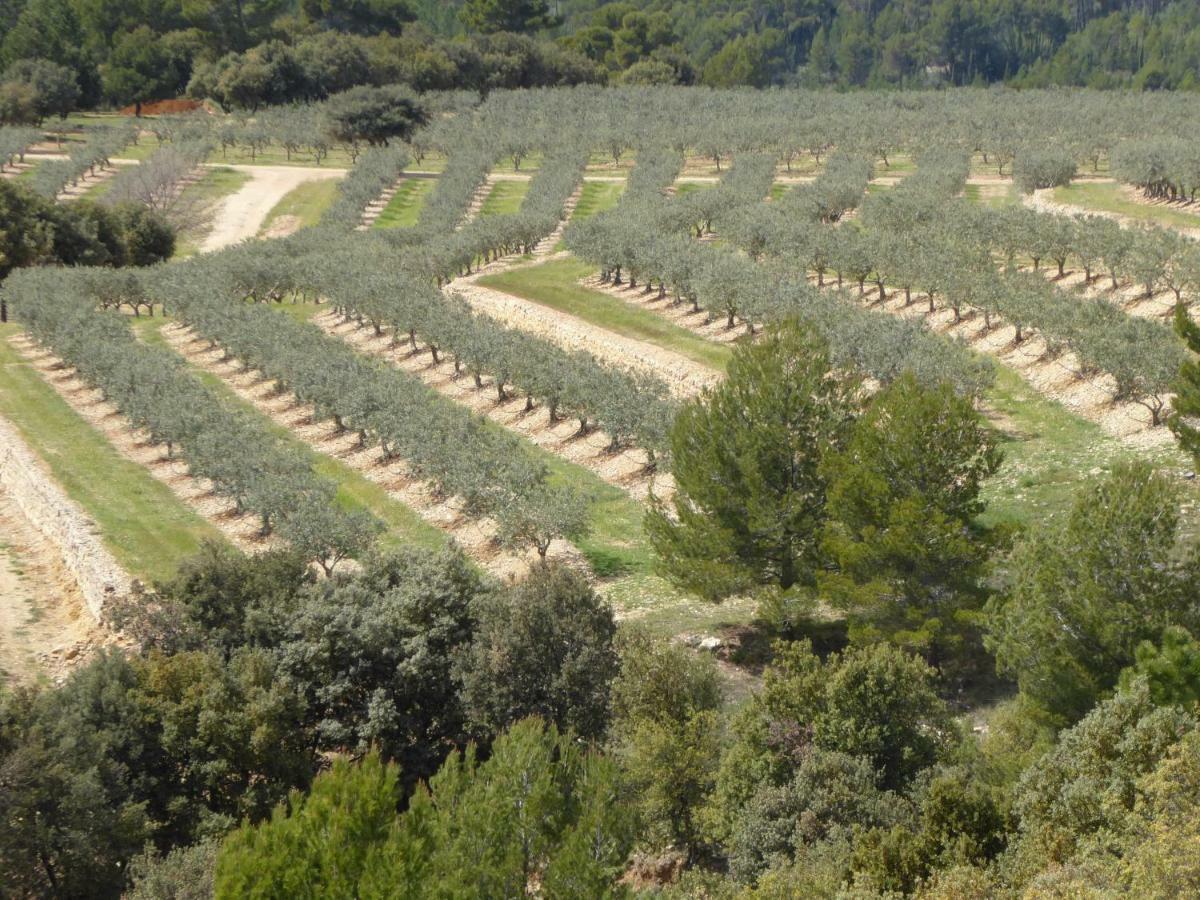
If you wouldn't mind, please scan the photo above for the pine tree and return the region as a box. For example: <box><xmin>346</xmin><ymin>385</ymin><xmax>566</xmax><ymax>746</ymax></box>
<box><xmin>645</xmin><ymin>319</ymin><xmax>859</xmax><ymax>602</ymax></box>
<box><xmin>1169</xmin><ymin>302</ymin><xmax>1200</xmax><ymax>462</ymax></box>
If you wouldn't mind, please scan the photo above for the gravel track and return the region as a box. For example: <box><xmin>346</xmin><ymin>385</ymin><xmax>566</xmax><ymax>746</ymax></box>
<box><xmin>200</xmin><ymin>164</ymin><xmax>344</xmax><ymax>253</ymax></box>
<box><xmin>0</xmin><ymin>415</ymin><xmax>112</xmax><ymax>683</ymax></box>
<box><xmin>452</xmin><ymin>277</ymin><xmax>720</xmax><ymax>398</ymax></box>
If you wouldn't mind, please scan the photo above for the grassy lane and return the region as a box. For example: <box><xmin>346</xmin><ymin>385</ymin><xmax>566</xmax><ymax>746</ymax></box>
<box><xmin>573</xmin><ymin>181</ymin><xmax>625</xmax><ymax>219</ymax></box>
<box><xmin>964</xmin><ymin>183</ymin><xmax>1019</xmax><ymax>208</ymax></box>
<box><xmin>373</xmin><ymin>179</ymin><xmax>435</xmax><ymax>229</ymax></box>
<box><xmin>479</xmin><ymin>180</ymin><xmax>530</xmax><ymax>216</ymax></box>
<box><xmin>135</xmin><ymin>318</ymin><xmax>448</xmax><ymax>556</ymax></box>
<box><xmin>978</xmin><ymin>367</ymin><xmax>1193</xmax><ymax>530</ymax></box>
<box><xmin>477</xmin><ymin>257</ymin><xmax>733</xmax><ymax>372</ymax></box>
<box><xmin>1052</xmin><ymin>181</ymin><xmax>1200</xmax><ymax>230</ymax></box>
<box><xmin>257</xmin><ymin>179</ymin><xmax>341</xmax><ymax>235</ymax></box>
<box><xmin>0</xmin><ymin>325</ymin><xmax>223</xmax><ymax>582</ymax></box>
<box><xmin>173</xmin><ymin>167</ymin><xmax>253</xmax><ymax>258</ymax></box>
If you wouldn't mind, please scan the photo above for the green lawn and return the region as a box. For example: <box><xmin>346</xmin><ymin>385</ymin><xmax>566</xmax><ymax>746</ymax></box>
<box><xmin>373</xmin><ymin>178</ymin><xmax>436</xmax><ymax>229</ymax></box>
<box><xmin>477</xmin><ymin>257</ymin><xmax>732</xmax><ymax>372</ymax></box>
<box><xmin>1053</xmin><ymin>181</ymin><xmax>1200</xmax><ymax>230</ymax></box>
<box><xmin>964</xmin><ymin>183</ymin><xmax>1019</xmax><ymax>208</ymax></box>
<box><xmin>135</xmin><ymin>318</ymin><xmax>448</xmax><ymax>555</ymax></box>
<box><xmin>479</xmin><ymin>180</ymin><xmax>530</xmax><ymax>217</ymax></box>
<box><xmin>769</xmin><ymin>183</ymin><xmax>791</xmax><ymax>201</ymax></box>
<box><xmin>978</xmin><ymin>366</ymin><xmax>1193</xmax><ymax>531</ymax></box>
<box><xmin>573</xmin><ymin>180</ymin><xmax>626</xmax><ymax>219</ymax></box>
<box><xmin>0</xmin><ymin>326</ymin><xmax>223</xmax><ymax>582</ymax></box>
<box><xmin>258</xmin><ymin>178</ymin><xmax>342</xmax><ymax>236</ymax></box>
<box><xmin>173</xmin><ymin>167</ymin><xmax>253</xmax><ymax>258</ymax></box>
<box><xmin>674</xmin><ymin>181</ymin><xmax>714</xmax><ymax>196</ymax></box>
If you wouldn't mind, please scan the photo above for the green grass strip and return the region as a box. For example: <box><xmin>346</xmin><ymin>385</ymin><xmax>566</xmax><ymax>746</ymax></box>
<box><xmin>1053</xmin><ymin>181</ymin><xmax>1200</xmax><ymax>231</ymax></box>
<box><xmin>0</xmin><ymin>325</ymin><xmax>223</xmax><ymax>582</ymax></box>
<box><xmin>477</xmin><ymin>257</ymin><xmax>732</xmax><ymax>372</ymax></box>
<box><xmin>258</xmin><ymin>178</ymin><xmax>342</xmax><ymax>235</ymax></box>
<box><xmin>479</xmin><ymin>180</ymin><xmax>530</xmax><ymax>217</ymax></box>
<box><xmin>573</xmin><ymin>181</ymin><xmax>626</xmax><ymax>219</ymax></box>
<box><xmin>373</xmin><ymin>178</ymin><xmax>435</xmax><ymax>229</ymax></box>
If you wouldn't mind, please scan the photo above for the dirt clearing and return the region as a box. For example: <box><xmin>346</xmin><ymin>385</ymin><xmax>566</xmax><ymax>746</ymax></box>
<box><xmin>200</xmin><ymin>164</ymin><xmax>344</xmax><ymax>253</ymax></box>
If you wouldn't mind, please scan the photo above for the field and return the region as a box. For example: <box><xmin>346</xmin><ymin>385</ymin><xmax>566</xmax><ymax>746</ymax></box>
<box><xmin>9</xmin><ymin>83</ymin><xmax>1200</xmax><ymax>898</ymax></box>
<box><xmin>7</xmin><ymin>89</ymin><xmax>1200</xmax><ymax>667</ymax></box>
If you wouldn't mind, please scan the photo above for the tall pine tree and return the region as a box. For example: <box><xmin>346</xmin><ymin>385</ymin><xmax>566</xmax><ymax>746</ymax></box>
<box><xmin>1170</xmin><ymin>302</ymin><xmax>1200</xmax><ymax>462</ymax></box>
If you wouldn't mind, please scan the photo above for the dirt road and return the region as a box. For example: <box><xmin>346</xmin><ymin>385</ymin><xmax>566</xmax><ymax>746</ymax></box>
<box><xmin>200</xmin><ymin>164</ymin><xmax>343</xmax><ymax>253</ymax></box>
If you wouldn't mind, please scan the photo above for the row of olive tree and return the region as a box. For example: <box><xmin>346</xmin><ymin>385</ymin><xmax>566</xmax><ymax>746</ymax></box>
<box><xmin>8</xmin><ymin>267</ymin><xmax>381</xmax><ymax>573</ymax></box>
<box><xmin>146</xmin><ymin>253</ymin><xmax>589</xmax><ymax>559</ymax></box>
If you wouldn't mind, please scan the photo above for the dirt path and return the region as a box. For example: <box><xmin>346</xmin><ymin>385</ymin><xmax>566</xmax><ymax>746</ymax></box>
<box><xmin>0</xmin><ymin>484</ymin><xmax>104</xmax><ymax>682</ymax></box>
<box><xmin>0</xmin><ymin>412</ymin><xmax>120</xmax><ymax>682</ymax></box>
<box><xmin>1025</xmin><ymin>185</ymin><xmax>1200</xmax><ymax>240</ymax></box>
<box><xmin>200</xmin><ymin>164</ymin><xmax>344</xmax><ymax>253</ymax></box>
<box><xmin>452</xmin><ymin>277</ymin><xmax>719</xmax><ymax>398</ymax></box>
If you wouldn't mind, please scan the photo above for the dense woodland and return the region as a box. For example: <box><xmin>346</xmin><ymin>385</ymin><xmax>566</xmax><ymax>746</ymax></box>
<box><xmin>1</xmin><ymin>0</ymin><xmax>1200</xmax><ymax>117</ymax></box>
<box><xmin>4</xmin><ymin>76</ymin><xmax>1200</xmax><ymax>898</ymax></box>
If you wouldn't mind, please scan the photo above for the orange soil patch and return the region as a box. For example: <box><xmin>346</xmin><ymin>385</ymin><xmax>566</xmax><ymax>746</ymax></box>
<box><xmin>118</xmin><ymin>99</ymin><xmax>204</xmax><ymax>117</ymax></box>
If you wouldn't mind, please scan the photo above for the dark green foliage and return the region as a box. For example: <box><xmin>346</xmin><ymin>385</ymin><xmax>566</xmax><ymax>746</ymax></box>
<box><xmin>108</xmin><ymin>542</ymin><xmax>311</xmax><ymax>654</ymax></box>
<box><xmin>708</xmin><ymin>640</ymin><xmax>952</xmax><ymax>855</ymax></box>
<box><xmin>1000</xmin><ymin>680</ymin><xmax>1197</xmax><ymax>888</ymax></box>
<box><xmin>727</xmin><ymin>750</ymin><xmax>910</xmax><ymax>883</ymax></box>
<box><xmin>276</xmin><ymin>547</ymin><xmax>484</xmax><ymax>783</ymax></box>
<box><xmin>1</xmin><ymin>57</ymin><xmax>77</xmax><ymax>121</ymax></box>
<box><xmin>457</xmin><ymin>561</ymin><xmax>619</xmax><ymax>740</ymax></box>
<box><xmin>460</xmin><ymin>0</ymin><xmax>559</xmax><ymax>34</ymax></box>
<box><xmin>647</xmin><ymin>319</ymin><xmax>859</xmax><ymax>602</ymax></box>
<box><xmin>214</xmin><ymin>720</ymin><xmax>637</xmax><ymax>898</ymax></box>
<box><xmin>0</xmin><ymin>648</ymin><xmax>313</xmax><ymax>897</ymax></box>
<box><xmin>1170</xmin><ymin>301</ymin><xmax>1200</xmax><ymax>462</ymax></box>
<box><xmin>820</xmin><ymin>372</ymin><xmax>1003</xmax><ymax>670</ymax></box>
<box><xmin>1118</xmin><ymin>626</ymin><xmax>1200</xmax><ymax>709</ymax></box>
<box><xmin>986</xmin><ymin>462</ymin><xmax>1200</xmax><ymax>722</ymax></box>
<box><xmin>324</xmin><ymin>83</ymin><xmax>428</xmax><ymax>146</ymax></box>
<box><xmin>125</xmin><ymin>841</ymin><xmax>218</xmax><ymax>900</ymax></box>
<box><xmin>0</xmin><ymin>180</ymin><xmax>173</xmax><ymax>278</ymax></box>
<box><xmin>608</xmin><ymin>631</ymin><xmax>723</xmax><ymax>855</ymax></box>
<box><xmin>101</xmin><ymin>26</ymin><xmax>192</xmax><ymax>108</ymax></box>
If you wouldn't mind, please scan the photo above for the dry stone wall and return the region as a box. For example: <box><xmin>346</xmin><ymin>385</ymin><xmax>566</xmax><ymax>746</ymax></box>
<box><xmin>0</xmin><ymin>414</ymin><xmax>129</xmax><ymax>621</ymax></box>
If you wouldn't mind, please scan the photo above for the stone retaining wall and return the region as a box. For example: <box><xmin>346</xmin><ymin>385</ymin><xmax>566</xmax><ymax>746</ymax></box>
<box><xmin>0</xmin><ymin>415</ymin><xmax>129</xmax><ymax>621</ymax></box>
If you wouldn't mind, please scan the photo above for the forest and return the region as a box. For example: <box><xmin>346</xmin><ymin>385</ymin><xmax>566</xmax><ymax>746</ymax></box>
<box><xmin>2</xmin><ymin>31</ymin><xmax>1200</xmax><ymax>900</ymax></box>
<box><xmin>2</xmin><ymin>0</ymin><xmax>1200</xmax><ymax>117</ymax></box>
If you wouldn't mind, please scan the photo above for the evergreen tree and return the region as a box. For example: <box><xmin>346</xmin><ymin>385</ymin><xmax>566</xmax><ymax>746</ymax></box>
<box><xmin>986</xmin><ymin>462</ymin><xmax>1200</xmax><ymax>722</ymax></box>
<box><xmin>459</xmin><ymin>0</ymin><xmax>558</xmax><ymax>35</ymax></box>
<box><xmin>646</xmin><ymin>319</ymin><xmax>859</xmax><ymax>602</ymax></box>
<box><xmin>1169</xmin><ymin>302</ymin><xmax>1200</xmax><ymax>462</ymax></box>
<box><xmin>820</xmin><ymin>373</ymin><xmax>1003</xmax><ymax>671</ymax></box>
